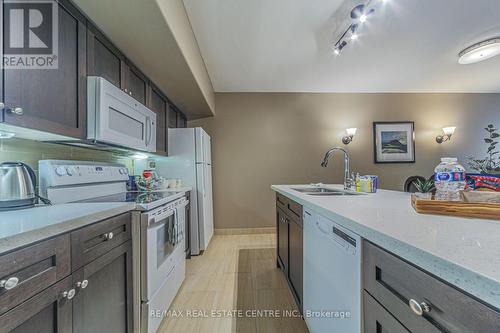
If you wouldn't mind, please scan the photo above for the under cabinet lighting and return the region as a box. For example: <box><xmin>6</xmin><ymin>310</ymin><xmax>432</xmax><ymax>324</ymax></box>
<box><xmin>0</xmin><ymin>131</ymin><xmax>15</xmax><ymax>139</ymax></box>
<box><xmin>132</xmin><ymin>153</ymin><xmax>148</xmax><ymax>160</ymax></box>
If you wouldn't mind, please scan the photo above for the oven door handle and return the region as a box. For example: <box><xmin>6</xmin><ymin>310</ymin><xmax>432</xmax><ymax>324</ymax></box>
<box><xmin>177</xmin><ymin>200</ymin><xmax>189</xmax><ymax>209</ymax></box>
<box><xmin>147</xmin><ymin>209</ymin><xmax>175</xmax><ymax>227</ymax></box>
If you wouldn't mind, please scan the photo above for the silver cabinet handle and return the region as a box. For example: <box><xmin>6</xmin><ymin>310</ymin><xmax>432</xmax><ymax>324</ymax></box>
<box><xmin>103</xmin><ymin>232</ymin><xmax>114</xmax><ymax>241</ymax></box>
<box><xmin>75</xmin><ymin>279</ymin><xmax>89</xmax><ymax>289</ymax></box>
<box><xmin>0</xmin><ymin>277</ymin><xmax>19</xmax><ymax>290</ymax></box>
<box><xmin>8</xmin><ymin>107</ymin><xmax>23</xmax><ymax>115</ymax></box>
<box><xmin>409</xmin><ymin>299</ymin><xmax>431</xmax><ymax>316</ymax></box>
<box><xmin>62</xmin><ymin>289</ymin><xmax>76</xmax><ymax>300</ymax></box>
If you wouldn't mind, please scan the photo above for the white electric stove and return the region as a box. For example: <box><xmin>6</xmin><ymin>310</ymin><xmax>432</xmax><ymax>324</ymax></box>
<box><xmin>39</xmin><ymin>160</ymin><xmax>188</xmax><ymax>333</ymax></box>
<box><xmin>38</xmin><ymin>160</ymin><xmax>183</xmax><ymax>210</ymax></box>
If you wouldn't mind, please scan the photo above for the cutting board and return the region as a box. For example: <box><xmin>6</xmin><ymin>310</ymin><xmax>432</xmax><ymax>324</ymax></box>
<box><xmin>411</xmin><ymin>194</ymin><xmax>500</xmax><ymax>221</ymax></box>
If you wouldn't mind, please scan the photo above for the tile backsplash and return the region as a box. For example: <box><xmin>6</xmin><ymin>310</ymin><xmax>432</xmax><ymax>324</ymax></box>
<box><xmin>0</xmin><ymin>138</ymin><xmax>134</xmax><ymax>178</ymax></box>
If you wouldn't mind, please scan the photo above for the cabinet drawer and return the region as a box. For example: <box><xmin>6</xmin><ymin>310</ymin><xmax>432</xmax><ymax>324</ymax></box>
<box><xmin>0</xmin><ymin>276</ymin><xmax>73</xmax><ymax>332</ymax></box>
<box><xmin>276</xmin><ymin>193</ymin><xmax>288</xmax><ymax>212</ymax></box>
<box><xmin>71</xmin><ymin>213</ymin><xmax>131</xmax><ymax>271</ymax></box>
<box><xmin>276</xmin><ymin>193</ymin><xmax>303</xmax><ymax>226</ymax></box>
<box><xmin>363</xmin><ymin>240</ymin><xmax>500</xmax><ymax>333</ymax></box>
<box><xmin>364</xmin><ymin>291</ymin><xmax>410</xmax><ymax>333</ymax></box>
<box><xmin>0</xmin><ymin>235</ymin><xmax>70</xmax><ymax>316</ymax></box>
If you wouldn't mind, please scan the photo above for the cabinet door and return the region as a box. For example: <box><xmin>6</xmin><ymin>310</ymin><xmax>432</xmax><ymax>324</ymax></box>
<box><xmin>288</xmin><ymin>219</ymin><xmax>303</xmax><ymax>309</ymax></box>
<box><xmin>123</xmin><ymin>65</ymin><xmax>147</xmax><ymax>105</ymax></box>
<box><xmin>364</xmin><ymin>291</ymin><xmax>410</xmax><ymax>333</ymax></box>
<box><xmin>148</xmin><ymin>86</ymin><xmax>167</xmax><ymax>155</ymax></box>
<box><xmin>2</xmin><ymin>0</ymin><xmax>87</xmax><ymax>139</ymax></box>
<box><xmin>167</xmin><ymin>103</ymin><xmax>178</xmax><ymax>128</ymax></box>
<box><xmin>0</xmin><ymin>277</ymin><xmax>73</xmax><ymax>333</ymax></box>
<box><xmin>277</xmin><ymin>208</ymin><xmax>289</xmax><ymax>274</ymax></box>
<box><xmin>72</xmin><ymin>241</ymin><xmax>133</xmax><ymax>333</ymax></box>
<box><xmin>176</xmin><ymin>111</ymin><xmax>187</xmax><ymax>128</ymax></box>
<box><xmin>87</xmin><ymin>25</ymin><xmax>122</xmax><ymax>89</ymax></box>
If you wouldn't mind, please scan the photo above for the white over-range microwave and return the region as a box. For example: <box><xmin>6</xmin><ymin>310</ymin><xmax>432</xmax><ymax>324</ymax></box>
<box><xmin>87</xmin><ymin>76</ymin><xmax>157</xmax><ymax>152</ymax></box>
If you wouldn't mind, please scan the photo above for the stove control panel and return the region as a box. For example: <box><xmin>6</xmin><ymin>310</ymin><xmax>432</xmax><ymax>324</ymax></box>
<box><xmin>39</xmin><ymin>160</ymin><xmax>129</xmax><ymax>189</ymax></box>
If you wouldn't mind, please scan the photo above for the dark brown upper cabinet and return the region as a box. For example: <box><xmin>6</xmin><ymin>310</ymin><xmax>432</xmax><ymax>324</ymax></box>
<box><xmin>147</xmin><ymin>85</ymin><xmax>168</xmax><ymax>155</ymax></box>
<box><xmin>88</xmin><ymin>24</ymin><xmax>147</xmax><ymax>106</ymax></box>
<box><xmin>122</xmin><ymin>63</ymin><xmax>147</xmax><ymax>105</ymax></box>
<box><xmin>87</xmin><ymin>24</ymin><xmax>124</xmax><ymax>90</ymax></box>
<box><xmin>177</xmin><ymin>110</ymin><xmax>187</xmax><ymax>128</ymax></box>
<box><xmin>168</xmin><ymin>103</ymin><xmax>178</xmax><ymax>128</ymax></box>
<box><xmin>168</xmin><ymin>103</ymin><xmax>187</xmax><ymax>129</ymax></box>
<box><xmin>1</xmin><ymin>0</ymin><xmax>87</xmax><ymax>139</ymax></box>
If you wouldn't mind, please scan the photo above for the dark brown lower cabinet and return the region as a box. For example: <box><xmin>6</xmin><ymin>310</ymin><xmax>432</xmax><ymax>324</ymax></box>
<box><xmin>0</xmin><ymin>213</ymin><xmax>134</xmax><ymax>333</ymax></box>
<box><xmin>288</xmin><ymin>218</ymin><xmax>303</xmax><ymax>308</ymax></box>
<box><xmin>277</xmin><ymin>208</ymin><xmax>289</xmax><ymax>274</ymax></box>
<box><xmin>364</xmin><ymin>291</ymin><xmax>410</xmax><ymax>333</ymax></box>
<box><xmin>363</xmin><ymin>240</ymin><xmax>500</xmax><ymax>333</ymax></box>
<box><xmin>276</xmin><ymin>194</ymin><xmax>303</xmax><ymax>312</ymax></box>
<box><xmin>0</xmin><ymin>277</ymin><xmax>73</xmax><ymax>333</ymax></box>
<box><xmin>72</xmin><ymin>241</ymin><xmax>133</xmax><ymax>333</ymax></box>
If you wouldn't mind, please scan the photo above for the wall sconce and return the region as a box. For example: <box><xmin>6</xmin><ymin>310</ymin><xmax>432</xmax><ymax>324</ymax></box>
<box><xmin>342</xmin><ymin>128</ymin><xmax>357</xmax><ymax>144</ymax></box>
<box><xmin>436</xmin><ymin>126</ymin><xmax>456</xmax><ymax>144</ymax></box>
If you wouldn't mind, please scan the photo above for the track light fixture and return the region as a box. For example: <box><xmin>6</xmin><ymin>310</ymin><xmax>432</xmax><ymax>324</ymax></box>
<box><xmin>331</xmin><ymin>0</ymin><xmax>387</xmax><ymax>57</ymax></box>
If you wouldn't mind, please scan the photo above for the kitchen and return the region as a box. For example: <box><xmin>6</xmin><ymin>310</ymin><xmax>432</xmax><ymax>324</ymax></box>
<box><xmin>0</xmin><ymin>0</ymin><xmax>499</xmax><ymax>333</ymax></box>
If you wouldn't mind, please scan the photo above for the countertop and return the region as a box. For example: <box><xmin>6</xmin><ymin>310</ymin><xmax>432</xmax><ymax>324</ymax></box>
<box><xmin>272</xmin><ymin>184</ymin><xmax>500</xmax><ymax>309</ymax></box>
<box><xmin>157</xmin><ymin>187</ymin><xmax>192</xmax><ymax>193</ymax></box>
<box><xmin>0</xmin><ymin>202</ymin><xmax>135</xmax><ymax>255</ymax></box>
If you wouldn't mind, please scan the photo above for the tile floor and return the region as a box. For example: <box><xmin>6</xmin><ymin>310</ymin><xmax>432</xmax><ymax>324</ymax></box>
<box><xmin>158</xmin><ymin>234</ymin><xmax>309</xmax><ymax>333</ymax></box>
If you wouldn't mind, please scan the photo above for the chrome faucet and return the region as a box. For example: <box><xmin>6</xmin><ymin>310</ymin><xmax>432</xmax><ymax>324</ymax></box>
<box><xmin>321</xmin><ymin>147</ymin><xmax>353</xmax><ymax>190</ymax></box>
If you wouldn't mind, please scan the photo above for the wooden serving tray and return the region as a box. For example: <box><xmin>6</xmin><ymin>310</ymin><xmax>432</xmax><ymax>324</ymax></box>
<box><xmin>411</xmin><ymin>194</ymin><xmax>500</xmax><ymax>221</ymax></box>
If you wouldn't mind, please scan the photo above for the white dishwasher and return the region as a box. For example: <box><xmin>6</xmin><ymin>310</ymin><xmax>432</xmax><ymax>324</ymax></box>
<box><xmin>303</xmin><ymin>208</ymin><xmax>361</xmax><ymax>333</ymax></box>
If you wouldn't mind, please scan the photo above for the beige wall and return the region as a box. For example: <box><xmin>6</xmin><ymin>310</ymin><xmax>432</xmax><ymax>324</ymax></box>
<box><xmin>190</xmin><ymin>93</ymin><xmax>500</xmax><ymax>229</ymax></box>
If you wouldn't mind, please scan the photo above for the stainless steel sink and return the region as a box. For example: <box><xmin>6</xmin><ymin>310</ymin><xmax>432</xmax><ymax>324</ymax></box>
<box><xmin>292</xmin><ymin>187</ymin><xmax>361</xmax><ymax>196</ymax></box>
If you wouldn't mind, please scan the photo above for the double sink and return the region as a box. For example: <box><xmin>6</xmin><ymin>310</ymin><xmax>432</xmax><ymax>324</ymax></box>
<box><xmin>292</xmin><ymin>187</ymin><xmax>362</xmax><ymax>196</ymax></box>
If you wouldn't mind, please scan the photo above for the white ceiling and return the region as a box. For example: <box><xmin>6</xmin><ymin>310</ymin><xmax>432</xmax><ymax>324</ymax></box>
<box><xmin>183</xmin><ymin>0</ymin><xmax>500</xmax><ymax>93</ymax></box>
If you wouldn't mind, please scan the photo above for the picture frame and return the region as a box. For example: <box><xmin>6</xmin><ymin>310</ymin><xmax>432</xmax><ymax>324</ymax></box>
<box><xmin>373</xmin><ymin>121</ymin><xmax>415</xmax><ymax>163</ymax></box>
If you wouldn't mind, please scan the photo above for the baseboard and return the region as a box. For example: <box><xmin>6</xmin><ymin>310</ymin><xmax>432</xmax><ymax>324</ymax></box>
<box><xmin>214</xmin><ymin>227</ymin><xmax>276</xmax><ymax>235</ymax></box>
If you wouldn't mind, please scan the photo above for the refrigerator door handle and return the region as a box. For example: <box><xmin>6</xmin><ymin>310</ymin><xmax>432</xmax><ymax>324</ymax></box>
<box><xmin>202</xmin><ymin>165</ymin><xmax>207</xmax><ymax>198</ymax></box>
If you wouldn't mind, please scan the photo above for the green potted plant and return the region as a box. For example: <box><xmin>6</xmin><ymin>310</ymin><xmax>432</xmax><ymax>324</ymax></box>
<box><xmin>412</xmin><ymin>179</ymin><xmax>435</xmax><ymax>199</ymax></box>
<box><xmin>467</xmin><ymin>124</ymin><xmax>500</xmax><ymax>174</ymax></box>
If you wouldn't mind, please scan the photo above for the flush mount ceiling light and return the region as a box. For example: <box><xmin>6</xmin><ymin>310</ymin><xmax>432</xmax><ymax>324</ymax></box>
<box><xmin>331</xmin><ymin>0</ymin><xmax>387</xmax><ymax>57</ymax></box>
<box><xmin>458</xmin><ymin>38</ymin><xmax>500</xmax><ymax>64</ymax></box>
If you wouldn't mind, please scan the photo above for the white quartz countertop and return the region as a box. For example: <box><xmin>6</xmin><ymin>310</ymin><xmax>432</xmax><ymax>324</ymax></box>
<box><xmin>0</xmin><ymin>202</ymin><xmax>135</xmax><ymax>255</ymax></box>
<box><xmin>272</xmin><ymin>184</ymin><xmax>500</xmax><ymax>309</ymax></box>
<box><xmin>157</xmin><ymin>186</ymin><xmax>192</xmax><ymax>193</ymax></box>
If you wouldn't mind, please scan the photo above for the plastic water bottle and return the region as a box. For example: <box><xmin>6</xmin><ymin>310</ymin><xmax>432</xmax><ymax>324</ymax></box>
<box><xmin>434</xmin><ymin>158</ymin><xmax>466</xmax><ymax>201</ymax></box>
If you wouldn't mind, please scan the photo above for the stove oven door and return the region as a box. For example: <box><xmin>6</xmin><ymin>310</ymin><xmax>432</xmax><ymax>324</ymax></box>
<box><xmin>141</xmin><ymin>208</ymin><xmax>177</xmax><ymax>301</ymax></box>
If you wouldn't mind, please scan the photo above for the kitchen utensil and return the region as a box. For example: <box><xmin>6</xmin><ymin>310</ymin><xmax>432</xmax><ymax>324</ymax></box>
<box><xmin>0</xmin><ymin>162</ymin><xmax>36</xmax><ymax>210</ymax></box>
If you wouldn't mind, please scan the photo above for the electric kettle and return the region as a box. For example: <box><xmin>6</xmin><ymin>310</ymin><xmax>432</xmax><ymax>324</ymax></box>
<box><xmin>0</xmin><ymin>162</ymin><xmax>37</xmax><ymax>210</ymax></box>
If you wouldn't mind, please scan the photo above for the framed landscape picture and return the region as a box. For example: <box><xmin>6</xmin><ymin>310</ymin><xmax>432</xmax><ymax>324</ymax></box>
<box><xmin>373</xmin><ymin>122</ymin><xmax>415</xmax><ymax>163</ymax></box>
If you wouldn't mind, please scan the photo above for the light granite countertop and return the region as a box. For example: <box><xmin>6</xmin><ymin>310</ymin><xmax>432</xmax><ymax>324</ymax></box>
<box><xmin>157</xmin><ymin>186</ymin><xmax>192</xmax><ymax>192</ymax></box>
<box><xmin>272</xmin><ymin>184</ymin><xmax>500</xmax><ymax>310</ymax></box>
<box><xmin>0</xmin><ymin>202</ymin><xmax>135</xmax><ymax>255</ymax></box>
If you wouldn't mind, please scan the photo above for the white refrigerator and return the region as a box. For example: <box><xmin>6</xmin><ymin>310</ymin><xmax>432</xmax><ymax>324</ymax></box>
<box><xmin>160</xmin><ymin>127</ymin><xmax>214</xmax><ymax>255</ymax></box>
